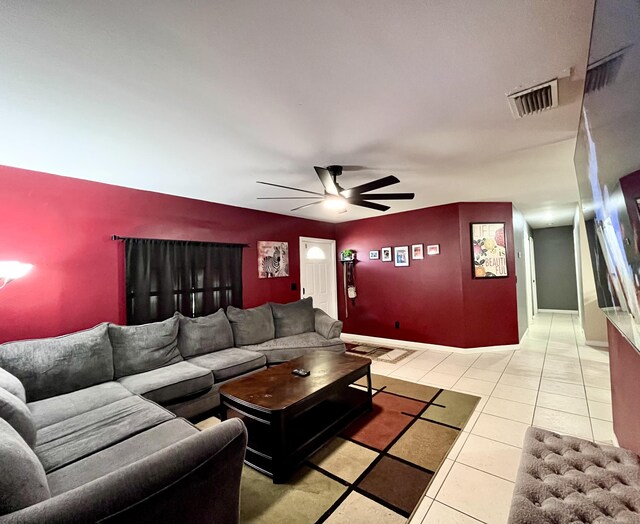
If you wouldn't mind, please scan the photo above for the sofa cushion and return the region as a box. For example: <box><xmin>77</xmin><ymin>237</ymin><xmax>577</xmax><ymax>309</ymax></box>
<box><xmin>270</xmin><ymin>297</ymin><xmax>315</xmax><ymax>338</ymax></box>
<box><xmin>0</xmin><ymin>419</ymin><xmax>50</xmax><ymax>516</ymax></box>
<box><xmin>227</xmin><ymin>303</ymin><xmax>274</xmax><ymax>346</ymax></box>
<box><xmin>0</xmin><ymin>367</ymin><xmax>26</xmax><ymax>403</ymax></box>
<box><xmin>109</xmin><ymin>315</ymin><xmax>183</xmax><ymax>379</ymax></box>
<box><xmin>177</xmin><ymin>309</ymin><xmax>234</xmax><ymax>357</ymax></box>
<box><xmin>0</xmin><ymin>323</ymin><xmax>114</xmax><ymax>402</ymax></box>
<box><xmin>188</xmin><ymin>348</ymin><xmax>266</xmax><ymax>381</ymax></box>
<box><xmin>0</xmin><ymin>387</ymin><xmax>37</xmax><ymax>448</ymax></box>
<box><xmin>239</xmin><ymin>332</ymin><xmax>346</xmax><ymax>363</ymax></box>
<box><xmin>36</xmin><ymin>396</ymin><xmax>174</xmax><ymax>473</ymax></box>
<box><xmin>47</xmin><ymin>419</ymin><xmax>198</xmax><ymax>496</ymax></box>
<box><xmin>117</xmin><ymin>362</ymin><xmax>214</xmax><ymax>405</ymax></box>
<box><xmin>28</xmin><ymin>382</ymin><xmax>133</xmax><ymax>430</ymax></box>
<box><xmin>314</xmin><ymin>308</ymin><xmax>343</xmax><ymax>340</ymax></box>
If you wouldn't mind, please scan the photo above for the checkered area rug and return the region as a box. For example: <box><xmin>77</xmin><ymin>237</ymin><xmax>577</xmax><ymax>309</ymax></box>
<box><xmin>227</xmin><ymin>375</ymin><xmax>479</xmax><ymax>523</ymax></box>
<box><xmin>345</xmin><ymin>343</ymin><xmax>417</xmax><ymax>364</ymax></box>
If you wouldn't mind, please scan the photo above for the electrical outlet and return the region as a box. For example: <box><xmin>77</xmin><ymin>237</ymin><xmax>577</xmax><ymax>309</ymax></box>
<box><xmin>394</xmin><ymin>321</ymin><xmax>400</xmax><ymax>329</ymax></box>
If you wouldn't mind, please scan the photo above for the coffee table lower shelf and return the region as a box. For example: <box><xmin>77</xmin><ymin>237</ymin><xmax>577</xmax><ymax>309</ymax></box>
<box><xmin>221</xmin><ymin>375</ymin><xmax>372</xmax><ymax>483</ymax></box>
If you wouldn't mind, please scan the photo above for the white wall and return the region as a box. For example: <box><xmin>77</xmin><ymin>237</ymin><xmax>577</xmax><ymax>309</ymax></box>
<box><xmin>574</xmin><ymin>207</ymin><xmax>585</xmax><ymax>326</ymax></box>
<box><xmin>513</xmin><ymin>205</ymin><xmax>531</xmax><ymax>340</ymax></box>
<box><xmin>577</xmin><ymin>209</ymin><xmax>608</xmax><ymax>346</ymax></box>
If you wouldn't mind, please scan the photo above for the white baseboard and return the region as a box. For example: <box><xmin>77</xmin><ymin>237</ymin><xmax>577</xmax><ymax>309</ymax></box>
<box><xmin>585</xmin><ymin>339</ymin><xmax>609</xmax><ymax>348</ymax></box>
<box><xmin>538</xmin><ymin>309</ymin><xmax>579</xmax><ymax>314</ymax></box>
<box><xmin>341</xmin><ymin>332</ymin><xmax>519</xmax><ymax>354</ymax></box>
<box><xmin>519</xmin><ymin>327</ymin><xmax>529</xmax><ymax>343</ymax></box>
<box><xmin>613</xmin><ymin>431</ymin><xmax>620</xmax><ymax>448</ymax></box>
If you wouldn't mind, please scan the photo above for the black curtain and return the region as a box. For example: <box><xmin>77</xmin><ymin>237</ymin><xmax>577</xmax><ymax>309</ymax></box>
<box><xmin>125</xmin><ymin>239</ymin><xmax>243</xmax><ymax>325</ymax></box>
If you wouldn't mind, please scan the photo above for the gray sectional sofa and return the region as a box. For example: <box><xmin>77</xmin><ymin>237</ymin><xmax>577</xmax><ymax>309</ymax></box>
<box><xmin>0</xmin><ymin>299</ymin><xmax>343</xmax><ymax>521</ymax></box>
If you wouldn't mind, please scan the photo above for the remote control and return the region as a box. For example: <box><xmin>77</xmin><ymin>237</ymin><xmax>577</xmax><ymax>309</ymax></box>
<box><xmin>292</xmin><ymin>368</ymin><xmax>310</xmax><ymax>377</ymax></box>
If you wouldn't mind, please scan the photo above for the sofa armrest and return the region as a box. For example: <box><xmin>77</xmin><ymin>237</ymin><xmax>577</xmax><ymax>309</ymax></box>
<box><xmin>314</xmin><ymin>308</ymin><xmax>343</xmax><ymax>339</ymax></box>
<box><xmin>0</xmin><ymin>418</ymin><xmax>247</xmax><ymax>524</ymax></box>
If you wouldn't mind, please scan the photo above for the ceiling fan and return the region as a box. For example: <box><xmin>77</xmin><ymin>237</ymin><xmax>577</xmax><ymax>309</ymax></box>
<box><xmin>256</xmin><ymin>165</ymin><xmax>415</xmax><ymax>212</ymax></box>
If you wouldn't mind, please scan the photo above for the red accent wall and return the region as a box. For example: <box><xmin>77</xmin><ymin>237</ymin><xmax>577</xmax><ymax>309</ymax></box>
<box><xmin>0</xmin><ymin>165</ymin><xmax>335</xmax><ymax>343</ymax></box>
<box><xmin>335</xmin><ymin>202</ymin><xmax>518</xmax><ymax>348</ymax></box>
<box><xmin>607</xmin><ymin>320</ymin><xmax>640</xmax><ymax>455</ymax></box>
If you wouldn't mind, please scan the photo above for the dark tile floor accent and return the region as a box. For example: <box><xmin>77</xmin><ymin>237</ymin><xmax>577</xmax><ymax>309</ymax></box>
<box><xmin>358</xmin><ymin>455</ymin><xmax>433</xmax><ymax>514</ymax></box>
<box><xmin>342</xmin><ymin>391</ymin><xmax>425</xmax><ymax>450</ymax></box>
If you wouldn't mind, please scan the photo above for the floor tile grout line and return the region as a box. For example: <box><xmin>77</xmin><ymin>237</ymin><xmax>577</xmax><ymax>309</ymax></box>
<box><xmin>451</xmin><ymin>457</ymin><xmax>518</xmax><ymax>485</ymax></box>
<box><xmin>426</xmin><ymin>500</ymin><xmax>488</xmax><ymax>524</ymax></box>
<box><xmin>531</xmin><ymin>312</ymin><xmax>554</xmax><ymax>427</ymax></box>
<box><xmin>573</xmin><ymin>315</ymin><xmax>597</xmax><ymax>442</ymax></box>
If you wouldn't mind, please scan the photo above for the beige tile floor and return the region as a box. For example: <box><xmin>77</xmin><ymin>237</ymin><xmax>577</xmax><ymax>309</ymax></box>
<box><xmin>365</xmin><ymin>312</ymin><xmax>613</xmax><ymax>524</ymax></box>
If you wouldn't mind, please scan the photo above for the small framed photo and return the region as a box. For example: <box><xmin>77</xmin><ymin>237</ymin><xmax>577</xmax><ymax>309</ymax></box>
<box><xmin>394</xmin><ymin>246</ymin><xmax>409</xmax><ymax>267</ymax></box>
<box><xmin>381</xmin><ymin>247</ymin><xmax>392</xmax><ymax>262</ymax></box>
<box><xmin>411</xmin><ymin>244</ymin><xmax>424</xmax><ymax>260</ymax></box>
<box><xmin>369</xmin><ymin>250</ymin><xmax>379</xmax><ymax>260</ymax></box>
<box><xmin>427</xmin><ymin>244</ymin><xmax>440</xmax><ymax>256</ymax></box>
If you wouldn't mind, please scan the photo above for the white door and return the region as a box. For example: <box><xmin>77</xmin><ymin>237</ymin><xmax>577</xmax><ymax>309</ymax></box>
<box><xmin>529</xmin><ymin>236</ymin><xmax>538</xmax><ymax>316</ymax></box>
<box><xmin>299</xmin><ymin>237</ymin><xmax>338</xmax><ymax>319</ymax></box>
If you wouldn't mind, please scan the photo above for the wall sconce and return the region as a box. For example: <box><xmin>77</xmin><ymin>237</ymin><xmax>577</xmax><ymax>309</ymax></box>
<box><xmin>0</xmin><ymin>261</ymin><xmax>33</xmax><ymax>289</ymax></box>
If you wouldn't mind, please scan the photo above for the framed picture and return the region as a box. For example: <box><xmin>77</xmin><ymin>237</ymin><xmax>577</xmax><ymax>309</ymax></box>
<box><xmin>369</xmin><ymin>250</ymin><xmax>379</xmax><ymax>260</ymax></box>
<box><xmin>381</xmin><ymin>247</ymin><xmax>392</xmax><ymax>262</ymax></box>
<box><xmin>411</xmin><ymin>244</ymin><xmax>424</xmax><ymax>260</ymax></box>
<box><xmin>427</xmin><ymin>244</ymin><xmax>440</xmax><ymax>256</ymax></box>
<box><xmin>257</xmin><ymin>241</ymin><xmax>289</xmax><ymax>278</ymax></box>
<box><xmin>394</xmin><ymin>246</ymin><xmax>409</xmax><ymax>267</ymax></box>
<box><xmin>471</xmin><ymin>223</ymin><xmax>508</xmax><ymax>278</ymax></box>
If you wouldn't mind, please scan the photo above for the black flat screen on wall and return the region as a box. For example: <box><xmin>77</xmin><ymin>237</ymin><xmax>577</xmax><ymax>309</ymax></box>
<box><xmin>574</xmin><ymin>0</ymin><xmax>640</xmax><ymax>348</ymax></box>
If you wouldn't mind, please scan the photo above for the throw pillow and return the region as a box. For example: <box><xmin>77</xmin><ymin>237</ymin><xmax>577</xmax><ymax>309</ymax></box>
<box><xmin>0</xmin><ymin>323</ymin><xmax>114</xmax><ymax>402</ymax></box>
<box><xmin>177</xmin><ymin>309</ymin><xmax>234</xmax><ymax>358</ymax></box>
<box><xmin>0</xmin><ymin>387</ymin><xmax>37</xmax><ymax>449</ymax></box>
<box><xmin>109</xmin><ymin>314</ymin><xmax>183</xmax><ymax>379</ymax></box>
<box><xmin>0</xmin><ymin>418</ymin><xmax>50</xmax><ymax>515</ymax></box>
<box><xmin>226</xmin><ymin>304</ymin><xmax>275</xmax><ymax>346</ymax></box>
<box><xmin>0</xmin><ymin>367</ymin><xmax>26</xmax><ymax>403</ymax></box>
<box><xmin>270</xmin><ymin>297</ymin><xmax>315</xmax><ymax>338</ymax></box>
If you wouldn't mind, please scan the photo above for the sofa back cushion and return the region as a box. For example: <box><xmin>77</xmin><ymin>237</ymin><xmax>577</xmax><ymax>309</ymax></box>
<box><xmin>0</xmin><ymin>387</ymin><xmax>37</xmax><ymax>448</ymax></box>
<box><xmin>0</xmin><ymin>418</ymin><xmax>50</xmax><ymax>516</ymax></box>
<box><xmin>0</xmin><ymin>323</ymin><xmax>114</xmax><ymax>402</ymax></box>
<box><xmin>0</xmin><ymin>367</ymin><xmax>26</xmax><ymax>403</ymax></box>
<box><xmin>177</xmin><ymin>309</ymin><xmax>234</xmax><ymax>358</ymax></box>
<box><xmin>109</xmin><ymin>315</ymin><xmax>182</xmax><ymax>379</ymax></box>
<box><xmin>270</xmin><ymin>298</ymin><xmax>315</xmax><ymax>338</ymax></box>
<box><xmin>227</xmin><ymin>304</ymin><xmax>274</xmax><ymax>346</ymax></box>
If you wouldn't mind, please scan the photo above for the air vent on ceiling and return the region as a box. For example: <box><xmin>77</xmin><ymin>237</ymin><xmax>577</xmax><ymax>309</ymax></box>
<box><xmin>585</xmin><ymin>47</ymin><xmax>628</xmax><ymax>93</ymax></box>
<box><xmin>507</xmin><ymin>79</ymin><xmax>558</xmax><ymax>119</ymax></box>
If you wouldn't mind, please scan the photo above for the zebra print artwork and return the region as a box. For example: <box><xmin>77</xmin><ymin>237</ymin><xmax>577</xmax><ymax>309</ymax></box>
<box><xmin>257</xmin><ymin>241</ymin><xmax>289</xmax><ymax>278</ymax></box>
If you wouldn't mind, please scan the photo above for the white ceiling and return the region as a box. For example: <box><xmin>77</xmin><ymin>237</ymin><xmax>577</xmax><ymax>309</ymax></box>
<box><xmin>0</xmin><ymin>1</ymin><xmax>594</xmax><ymax>227</ymax></box>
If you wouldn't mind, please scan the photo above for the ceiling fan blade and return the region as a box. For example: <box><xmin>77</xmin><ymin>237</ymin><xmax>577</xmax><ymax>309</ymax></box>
<box><xmin>356</xmin><ymin>193</ymin><xmax>415</xmax><ymax>200</ymax></box>
<box><xmin>340</xmin><ymin>165</ymin><xmax>367</xmax><ymax>171</ymax></box>
<box><xmin>257</xmin><ymin>181</ymin><xmax>323</xmax><ymax>196</ymax></box>
<box><xmin>257</xmin><ymin>197</ymin><xmax>323</xmax><ymax>200</ymax></box>
<box><xmin>290</xmin><ymin>201</ymin><xmax>324</xmax><ymax>212</ymax></box>
<box><xmin>340</xmin><ymin>175</ymin><xmax>400</xmax><ymax>197</ymax></box>
<box><xmin>314</xmin><ymin>166</ymin><xmax>339</xmax><ymax>196</ymax></box>
<box><xmin>347</xmin><ymin>199</ymin><xmax>390</xmax><ymax>212</ymax></box>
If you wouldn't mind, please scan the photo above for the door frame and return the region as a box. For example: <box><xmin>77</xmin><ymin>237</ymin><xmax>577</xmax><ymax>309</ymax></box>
<box><xmin>299</xmin><ymin>236</ymin><xmax>338</xmax><ymax>319</ymax></box>
<box><xmin>529</xmin><ymin>236</ymin><xmax>538</xmax><ymax>317</ymax></box>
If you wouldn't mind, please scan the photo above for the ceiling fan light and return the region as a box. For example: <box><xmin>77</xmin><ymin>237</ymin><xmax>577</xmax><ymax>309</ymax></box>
<box><xmin>323</xmin><ymin>195</ymin><xmax>347</xmax><ymax>211</ymax></box>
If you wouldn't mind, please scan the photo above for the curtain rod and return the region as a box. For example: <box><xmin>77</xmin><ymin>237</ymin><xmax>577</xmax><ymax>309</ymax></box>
<box><xmin>111</xmin><ymin>235</ymin><xmax>250</xmax><ymax>248</ymax></box>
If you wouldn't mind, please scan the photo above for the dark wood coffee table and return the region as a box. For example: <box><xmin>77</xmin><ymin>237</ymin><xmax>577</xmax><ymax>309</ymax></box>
<box><xmin>219</xmin><ymin>351</ymin><xmax>372</xmax><ymax>483</ymax></box>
